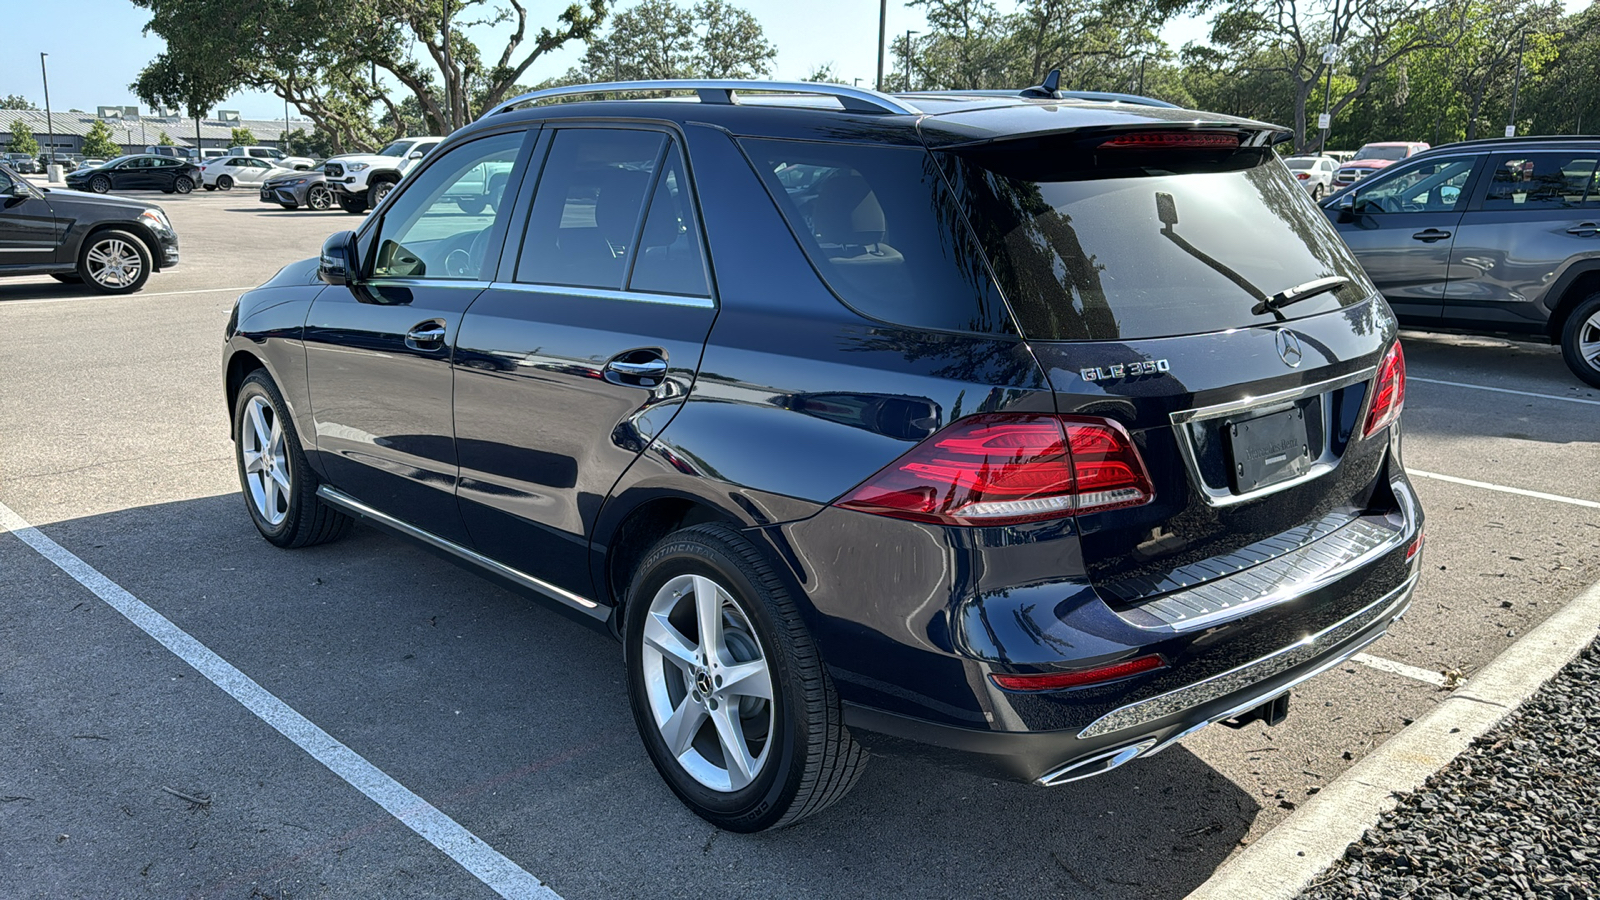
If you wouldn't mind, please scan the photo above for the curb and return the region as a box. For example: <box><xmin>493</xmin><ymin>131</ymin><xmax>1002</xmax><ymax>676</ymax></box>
<box><xmin>1184</xmin><ymin>576</ymin><xmax>1600</xmax><ymax>900</ymax></box>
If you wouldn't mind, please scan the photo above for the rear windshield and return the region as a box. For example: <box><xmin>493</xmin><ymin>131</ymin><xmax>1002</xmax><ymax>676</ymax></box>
<box><xmin>938</xmin><ymin>147</ymin><xmax>1370</xmax><ymax>340</ymax></box>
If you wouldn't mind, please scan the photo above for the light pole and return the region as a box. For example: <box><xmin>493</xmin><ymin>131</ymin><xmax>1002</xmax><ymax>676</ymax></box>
<box><xmin>40</xmin><ymin>53</ymin><xmax>54</xmax><ymax>166</ymax></box>
<box><xmin>904</xmin><ymin>30</ymin><xmax>919</xmax><ymax>92</ymax></box>
<box><xmin>1318</xmin><ymin>44</ymin><xmax>1339</xmax><ymax>153</ymax></box>
<box><xmin>876</xmin><ymin>0</ymin><xmax>888</xmax><ymax>92</ymax></box>
<box><xmin>1506</xmin><ymin>30</ymin><xmax>1526</xmax><ymax>137</ymax></box>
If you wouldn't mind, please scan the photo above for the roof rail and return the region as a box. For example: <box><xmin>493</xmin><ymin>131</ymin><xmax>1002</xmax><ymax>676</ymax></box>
<box><xmin>483</xmin><ymin>79</ymin><xmax>922</xmax><ymax>119</ymax></box>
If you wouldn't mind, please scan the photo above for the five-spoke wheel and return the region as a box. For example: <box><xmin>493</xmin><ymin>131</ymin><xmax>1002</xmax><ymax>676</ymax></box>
<box><xmin>231</xmin><ymin>371</ymin><xmax>350</xmax><ymax>547</ymax></box>
<box><xmin>240</xmin><ymin>394</ymin><xmax>291</xmax><ymax>528</ymax></box>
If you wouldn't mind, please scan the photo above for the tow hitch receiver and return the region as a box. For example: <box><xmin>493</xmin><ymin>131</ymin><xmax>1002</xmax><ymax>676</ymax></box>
<box><xmin>1221</xmin><ymin>692</ymin><xmax>1290</xmax><ymax>729</ymax></box>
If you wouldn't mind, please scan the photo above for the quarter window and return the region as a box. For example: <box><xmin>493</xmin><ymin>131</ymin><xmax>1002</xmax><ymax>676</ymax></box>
<box><xmin>515</xmin><ymin>129</ymin><xmax>666</xmax><ymax>290</ymax></box>
<box><xmin>368</xmin><ymin>130</ymin><xmax>526</xmax><ymax>281</ymax></box>
<box><xmin>1481</xmin><ymin>153</ymin><xmax>1599</xmax><ymax>210</ymax></box>
<box><xmin>628</xmin><ymin>150</ymin><xmax>710</xmax><ymax>297</ymax></box>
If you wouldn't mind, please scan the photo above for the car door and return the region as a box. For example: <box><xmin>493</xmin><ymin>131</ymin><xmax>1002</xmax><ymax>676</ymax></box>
<box><xmin>1326</xmin><ymin>153</ymin><xmax>1481</xmax><ymax>323</ymax></box>
<box><xmin>107</xmin><ymin>158</ymin><xmax>142</xmax><ymax>191</ymax></box>
<box><xmin>0</xmin><ymin>169</ymin><xmax>59</xmax><ymax>266</ymax></box>
<box><xmin>452</xmin><ymin>126</ymin><xmax>718</xmax><ymax>598</ymax></box>
<box><xmin>303</xmin><ymin>127</ymin><xmax>535</xmax><ymax>544</ymax></box>
<box><xmin>1442</xmin><ymin>150</ymin><xmax>1600</xmax><ymax>333</ymax></box>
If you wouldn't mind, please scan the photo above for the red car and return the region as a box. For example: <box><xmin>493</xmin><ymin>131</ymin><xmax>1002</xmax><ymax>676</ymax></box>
<box><xmin>1332</xmin><ymin>142</ymin><xmax>1430</xmax><ymax>189</ymax></box>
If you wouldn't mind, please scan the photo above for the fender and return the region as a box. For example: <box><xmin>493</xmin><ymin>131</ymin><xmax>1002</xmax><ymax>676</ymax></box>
<box><xmin>1543</xmin><ymin>257</ymin><xmax>1600</xmax><ymax>338</ymax></box>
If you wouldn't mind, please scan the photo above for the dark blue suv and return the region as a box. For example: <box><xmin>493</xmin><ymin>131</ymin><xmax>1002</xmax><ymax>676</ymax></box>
<box><xmin>223</xmin><ymin>80</ymin><xmax>1424</xmax><ymax>832</ymax></box>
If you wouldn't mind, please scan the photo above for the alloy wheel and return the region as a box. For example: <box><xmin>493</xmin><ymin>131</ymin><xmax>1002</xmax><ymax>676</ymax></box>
<box><xmin>640</xmin><ymin>572</ymin><xmax>775</xmax><ymax>792</ymax></box>
<box><xmin>239</xmin><ymin>395</ymin><xmax>291</xmax><ymax>527</ymax></box>
<box><xmin>85</xmin><ymin>238</ymin><xmax>143</xmax><ymax>289</ymax></box>
<box><xmin>308</xmin><ymin>185</ymin><xmax>332</xmax><ymax>210</ymax></box>
<box><xmin>90</xmin><ymin>175</ymin><xmax>110</xmax><ymax>193</ymax></box>
<box><xmin>175</xmin><ymin>176</ymin><xmax>193</xmax><ymax>194</ymax></box>
<box><xmin>1579</xmin><ymin>310</ymin><xmax>1600</xmax><ymax>374</ymax></box>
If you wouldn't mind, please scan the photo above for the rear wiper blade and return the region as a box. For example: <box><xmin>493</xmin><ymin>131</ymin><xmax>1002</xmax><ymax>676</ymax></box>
<box><xmin>1256</xmin><ymin>276</ymin><xmax>1350</xmax><ymax>314</ymax></box>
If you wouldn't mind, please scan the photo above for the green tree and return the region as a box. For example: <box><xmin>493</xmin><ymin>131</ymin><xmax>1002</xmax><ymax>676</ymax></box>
<box><xmin>803</xmin><ymin>63</ymin><xmax>839</xmax><ymax>83</ymax></box>
<box><xmin>1</xmin><ymin>94</ymin><xmax>36</xmax><ymax>110</ymax></box>
<box><xmin>9</xmin><ymin>120</ymin><xmax>40</xmax><ymax>156</ymax></box>
<box><xmin>573</xmin><ymin>0</ymin><xmax>776</xmax><ymax>81</ymax></box>
<box><xmin>131</xmin><ymin>0</ymin><xmax>607</xmax><ymax>148</ymax></box>
<box><xmin>131</xmin><ymin>52</ymin><xmax>235</xmax><ymax>152</ymax></box>
<box><xmin>81</xmin><ymin>120</ymin><xmax>121</xmax><ymax>158</ymax></box>
<box><xmin>157</xmin><ymin>130</ymin><xmax>175</xmax><ymax>146</ymax></box>
<box><xmin>229</xmin><ymin>126</ymin><xmax>257</xmax><ymax>146</ymax></box>
<box><xmin>281</xmin><ymin>127</ymin><xmax>338</xmax><ymax>158</ymax></box>
<box><xmin>1522</xmin><ymin>2</ymin><xmax>1600</xmax><ymax>135</ymax></box>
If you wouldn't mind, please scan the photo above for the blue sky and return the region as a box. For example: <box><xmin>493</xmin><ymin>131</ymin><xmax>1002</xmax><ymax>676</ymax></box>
<box><xmin>2</xmin><ymin>0</ymin><xmax>1585</xmax><ymax>121</ymax></box>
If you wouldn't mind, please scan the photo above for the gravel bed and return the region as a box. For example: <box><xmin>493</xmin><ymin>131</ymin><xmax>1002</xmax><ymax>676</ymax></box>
<box><xmin>1300</xmin><ymin>640</ymin><xmax>1600</xmax><ymax>900</ymax></box>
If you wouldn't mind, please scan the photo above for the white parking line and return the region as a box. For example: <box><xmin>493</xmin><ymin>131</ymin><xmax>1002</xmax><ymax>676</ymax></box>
<box><xmin>1410</xmin><ymin>376</ymin><xmax>1600</xmax><ymax>407</ymax></box>
<box><xmin>1351</xmin><ymin>652</ymin><xmax>1449</xmax><ymax>687</ymax></box>
<box><xmin>0</xmin><ymin>499</ymin><xmax>561</xmax><ymax>900</ymax></box>
<box><xmin>1408</xmin><ymin>469</ymin><xmax>1600</xmax><ymax>509</ymax></box>
<box><xmin>0</xmin><ymin>286</ymin><xmax>255</xmax><ymax>305</ymax></box>
<box><xmin>1186</xmin><ymin>576</ymin><xmax>1600</xmax><ymax>900</ymax></box>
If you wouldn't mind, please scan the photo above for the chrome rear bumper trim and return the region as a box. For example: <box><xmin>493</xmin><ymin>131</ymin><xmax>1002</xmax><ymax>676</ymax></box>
<box><xmin>1078</xmin><ymin>572</ymin><xmax>1416</xmax><ymax>740</ymax></box>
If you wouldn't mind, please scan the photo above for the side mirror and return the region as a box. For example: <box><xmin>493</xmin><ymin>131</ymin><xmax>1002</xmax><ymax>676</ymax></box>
<box><xmin>1334</xmin><ymin>192</ymin><xmax>1356</xmax><ymax>220</ymax></box>
<box><xmin>9</xmin><ymin>183</ymin><xmax>29</xmax><ymax>199</ymax></box>
<box><xmin>408</xmin><ymin>150</ymin><xmax>425</xmax><ymax>160</ymax></box>
<box><xmin>319</xmin><ymin>231</ymin><xmax>358</xmax><ymax>286</ymax></box>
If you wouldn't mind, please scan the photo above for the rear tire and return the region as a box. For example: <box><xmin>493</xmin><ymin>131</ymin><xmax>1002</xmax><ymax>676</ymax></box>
<box><xmin>203</xmin><ymin>183</ymin><xmax>217</xmax><ymax>192</ymax></box>
<box><xmin>456</xmin><ymin>197</ymin><xmax>487</xmax><ymax>215</ymax></box>
<box><xmin>279</xmin><ymin>202</ymin><xmax>299</xmax><ymax>210</ymax></box>
<box><xmin>174</xmin><ymin>176</ymin><xmax>194</xmax><ymax>194</ymax></box>
<box><xmin>217</xmin><ymin>175</ymin><xmax>234</xmax><ymax>191</ymax></box>
<box><xmin>232</xmin><ymin>370</ymin><xmax>351</xmax><ymax>548</ymax></box>
<box><xmin>336</xmin><ymin>192</ymin><xmax>368</xmax><ymax>214</ymax></box>
<box><xmin>623</xmin><ymin>523</ymin><xmax>866</xmax><ymax>832</ymax></box>
<box><xmin>1559</xmin><ymin>293</ymin><xmax>1600</xmax><ymax>389</ymax></box>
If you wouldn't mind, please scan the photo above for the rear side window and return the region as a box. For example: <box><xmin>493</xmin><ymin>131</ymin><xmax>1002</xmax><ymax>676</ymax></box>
<box><xmin>741</xmin><ymin>139</ymin><xmax>1014</xmax><ymax>335</ymax></box>
<box><xmin>1482</xmin><ymin>153</ymin><xmax>1599</xmax><ymax>210</ymax></box>
<box><xmin>940</xmin><ymin>146</ymin><xmax>1370</xmax><ymax>341</ymax></box>
<box><xmin>516</xmin><ymin>129</ymin><xmax>666</xmax><ymax>289</ymax></box>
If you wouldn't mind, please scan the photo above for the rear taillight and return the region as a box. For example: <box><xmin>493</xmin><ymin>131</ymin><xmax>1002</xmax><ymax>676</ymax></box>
<box><xmin>1099</xmin><ymin>131</ymin><xmax>1241</xmax><ymax>150</ymax></box>
<box><xmin>1363</xmin><ymin>342</ymin><xmax>1406</xmax><ymax>438</ymax></box>
<box><xmin>835</xmin><ymin>414</ymin><xmax>1154</xmax><ymax>526</ymax></box>
<box><xmin>1295</xmin><ymin>171</ymin><xmax>1310</xmax><ymax>180</ymax></box>
<box><xmin>990</xmin><ymin>654</ymin><xmax>1166</xmax><ymax>691</ymax></box>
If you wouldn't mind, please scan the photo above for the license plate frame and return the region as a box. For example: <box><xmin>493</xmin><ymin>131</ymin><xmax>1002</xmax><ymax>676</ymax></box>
<box><xmin>1225</xmin><ymin>406</ymin><xmax>1313</xmax><ymax>493</ymax></box>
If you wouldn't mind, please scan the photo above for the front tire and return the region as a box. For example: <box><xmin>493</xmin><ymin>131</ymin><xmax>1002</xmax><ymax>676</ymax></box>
<box><xmin>307</xmin><ymin>184</ymin><xmax>333</xmax><ymax>211</ymax></box>
<box><xmin>78</xmin><ymin>230</ymin><xmax>151</xmax><ymax>294</ymax></box>
<box><xmin>1560</xmin><ymin>294</ymin><xmax>1600</xmax><ymax>389</ymax></box>
<box><xmin>624</xmin><ymin>523</ymin><xmax>866</xmax><ymax>832</ymax></box>
<box><xmin>89</xmin><ymin>175</ymin><xmax>110</xmax><ymax>194</ymax></box>
<box><xmin>369</xmin><ymin>178</ymin><xmax>397</xmax><ymax>207</ymax></box>
<box><xmin>232</xmin><ymin>371</ymin><xmax>351</xmax><ymax>548</ymax></box>
<box><xmin>336</xmin><ymin>192</ymin><xmax>368</xmax><ymax>214</ymax></box>
<box><xmin>217</xmin><ymin>175</ymin><xmax>234</xmax><ymax>191</ymax></box>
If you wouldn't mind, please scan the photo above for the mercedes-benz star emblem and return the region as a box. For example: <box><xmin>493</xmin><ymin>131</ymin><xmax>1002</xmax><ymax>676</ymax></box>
<box><xmin>1275</xmin><ymin>329</ymin><xmax>1304</xmax><ymax>368</ymax></box>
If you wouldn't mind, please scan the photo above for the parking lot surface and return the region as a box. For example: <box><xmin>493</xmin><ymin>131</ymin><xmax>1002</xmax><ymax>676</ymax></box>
<box><xmin>3</xmin><ymin>185</ymin><xmax>1598</xmax><ymax>898</ymax></box>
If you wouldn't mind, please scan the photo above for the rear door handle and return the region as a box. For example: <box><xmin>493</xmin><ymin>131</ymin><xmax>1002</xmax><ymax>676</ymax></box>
<box><xmin>1411</xmin><ymin>229</ymin><xmax>1451</xmax><ymax>243</ymax></box>
<box><xmin>1569</xmin><ymin>222</ymin><xmax>1599</xmax><ymax>236</ymax></box>
<box><xmin>604</xmin><ymin>351</ymin><xmax>668</xmax><ymax>386</ymax></box>
<box><xmin>405</xmin><ymin>319</ymin><xmax>447</xmax><ymax>350</ymax></box>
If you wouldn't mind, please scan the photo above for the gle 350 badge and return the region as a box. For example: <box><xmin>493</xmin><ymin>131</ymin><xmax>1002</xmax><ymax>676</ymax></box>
<box><xmin>1080</xmin><ymin>359</ymin><xmax>1171</xmax><ymax>382</ymax></box>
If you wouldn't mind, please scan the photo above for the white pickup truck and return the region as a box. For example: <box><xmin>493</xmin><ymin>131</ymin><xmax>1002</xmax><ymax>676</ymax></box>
<box><xmin>323</xmin><ymin>136</ymin><xmax>444</xmax><ymax>213</ymax></box>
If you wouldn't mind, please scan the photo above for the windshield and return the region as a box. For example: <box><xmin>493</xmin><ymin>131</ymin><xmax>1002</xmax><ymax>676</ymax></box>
<box><xmin>378</xmin><ymin>141</ymin><xmax>413</xmax><ymax>158</ymax></box>
<box><xmin>940</xmin><ymin>150</ymin><xmax>1371</xmax><ymax>340</ymax></box>
<box><xmin>1354</xmin><ymin>145</ymin><xmax>1409</xmax><ymax>161</ymax></box>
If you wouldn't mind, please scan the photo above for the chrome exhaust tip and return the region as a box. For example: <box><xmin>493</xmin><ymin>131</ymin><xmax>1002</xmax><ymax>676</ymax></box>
<box><xmin>1035</xmin><ymin>738</ymin><xmax>1157</xmax><ymax>787</ymax></box>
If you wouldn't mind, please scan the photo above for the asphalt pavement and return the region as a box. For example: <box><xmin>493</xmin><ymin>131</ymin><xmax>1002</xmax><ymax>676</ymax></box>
<box><xmin>1</xmin><ymin>183</ymin><xmax>1597</xmax><ymax>899</ymax></box>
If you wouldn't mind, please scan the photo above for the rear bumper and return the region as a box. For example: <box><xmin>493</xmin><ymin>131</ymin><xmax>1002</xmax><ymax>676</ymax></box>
<box><xmin>846</xmin><ymin>571</ymin><xmax>1416</xmax><ymax>784</ymax></box>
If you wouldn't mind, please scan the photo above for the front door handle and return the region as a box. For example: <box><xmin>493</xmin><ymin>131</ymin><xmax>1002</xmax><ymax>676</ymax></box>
<box><xmin>606</xmin><ymin>358</ymin><xmax>668</xmax><ymax>378</ymax></box>
<box><xmin>1568</xmin><ymin>222</ymin><xmax>1599</xmax><ymax>237</ymax></box>
<box><xmin>1412</xmin><ymin>229</ymin><xmax>1451</xmax><ymax>243</ymax></box>
<box><xmin>604</xmin><ymin>350</ymin><xmax>668</xmax><ymax>387</ymax></box>
<box><xmin>405</xmin><ymin>319</ymin><xmax>447</xmax><ymax>350</ymax></box>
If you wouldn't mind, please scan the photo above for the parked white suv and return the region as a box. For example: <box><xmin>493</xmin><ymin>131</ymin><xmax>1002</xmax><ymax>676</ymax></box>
<box><xmin>323</xmin><ymin>136</ymin><xmax>443</xmax><ymax>213</ymax></box>
<box><xmin>227</xmin><ymin>145</ymin><xmax>316</xmax><ymax>171</ymax></box>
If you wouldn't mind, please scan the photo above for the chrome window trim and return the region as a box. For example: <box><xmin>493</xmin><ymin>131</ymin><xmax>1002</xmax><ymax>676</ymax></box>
<box><xmin>1078</xmin><ymin>572</ymin><xmax>1416</xmax><ymax>740</ymax></box>
<box><xmin>316</xmin><ymin>486</ymin><xmax>605</xmax><ymax>617</ymax></box>
<box><xmin>364</xmin><ymin>277</ymin><xmax>493</xmax><ymax>290</ymax></box>
<box><xmin>487</xmin><ymin>280</ymin><xmax>714</xmax><ymax>309</ymax></box>
<box><xmin>1169</xmin><ymin>366</ymin><xmax>1376</xmax><ymax>508</ymax></box>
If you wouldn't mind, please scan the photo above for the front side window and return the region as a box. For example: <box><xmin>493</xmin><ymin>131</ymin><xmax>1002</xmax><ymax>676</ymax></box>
<box><xmin>515</xmin><ymin>129</ymin><xmax>665</xmax><ymax>289</ymax></box>
<box><xmin>1481</xmin><ymin>153</ymin><xmax>1599</xmax><ymax>210</ymax></box>
<box><xmin>378</xmin><ymin>141</ymin><xmax>413</xmax><ymax>158</ymax></box>
<box><xmin>369</xmin><ymin>130</ymin><xmax>526</xmax><ymax>281</ymax></box>
<box><xmin>1353</xmin><ymin>158</ymin><xmax>1477</xmax><ymax>215</ymax></box>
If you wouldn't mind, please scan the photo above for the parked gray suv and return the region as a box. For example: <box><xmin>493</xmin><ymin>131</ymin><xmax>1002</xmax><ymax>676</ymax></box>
<box><xmin>1323</xmin><ymin>137</ymin><xmax>1600</xmax><ymax>387</ymax></box>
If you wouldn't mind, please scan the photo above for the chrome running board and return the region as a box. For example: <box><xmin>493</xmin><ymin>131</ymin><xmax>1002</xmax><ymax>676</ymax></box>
<box><xmin>315</xmin><ymin>486</ymin><xmax>605</xmax><ymax>620</ymax></box>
